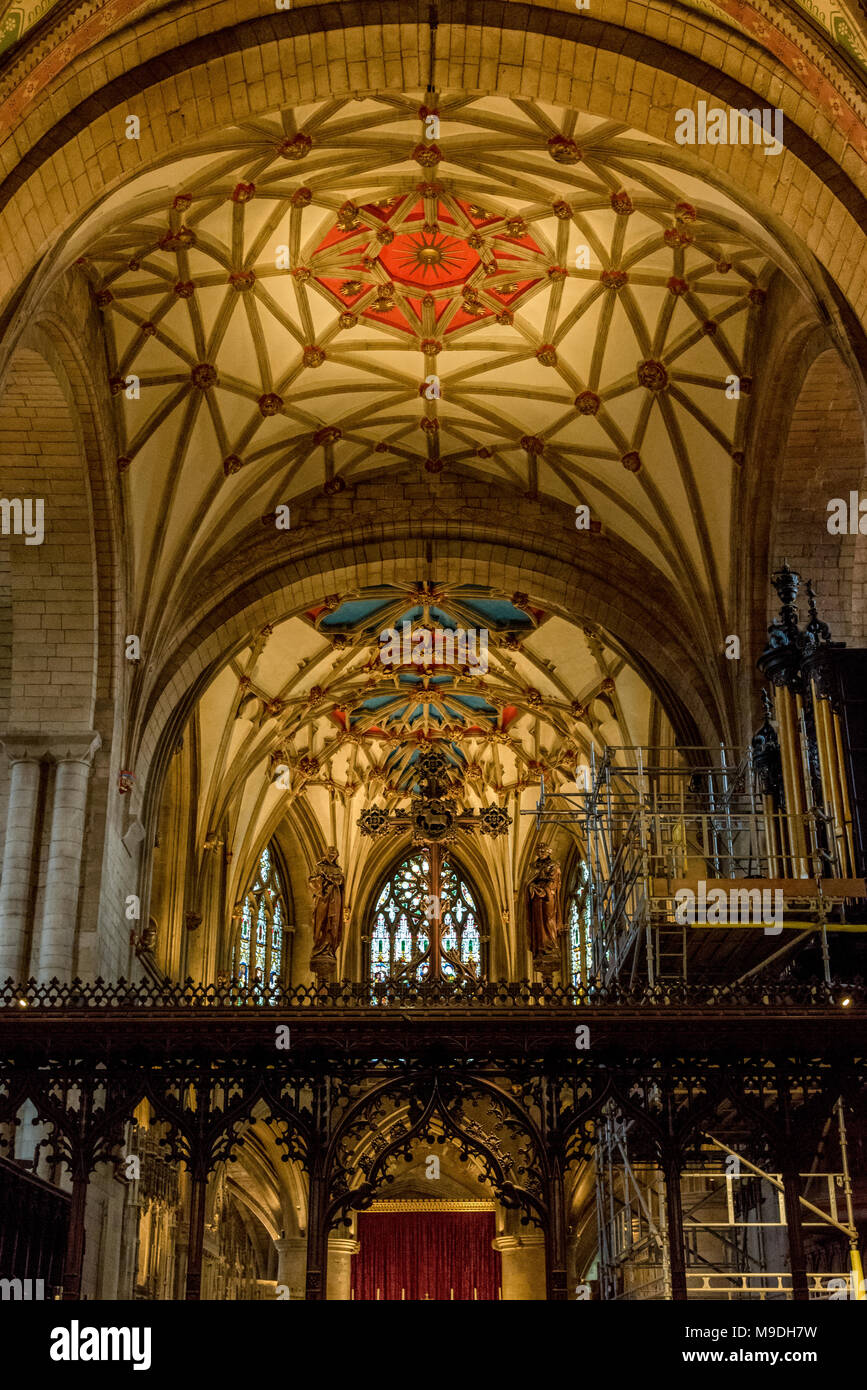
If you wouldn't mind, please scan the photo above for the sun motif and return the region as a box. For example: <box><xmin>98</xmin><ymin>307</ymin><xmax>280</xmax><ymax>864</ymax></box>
<box><xmin>379</xmin><ymin>228</ymin><xmax>479</xmax><ymax>289</ymax></box>
<box><xmin>312</xmin><ymin>194</ymin><xmax>544</xmax><ymax>329</ymax></box>
<box><xmin>394</xmin><ymin>231</ymin><xmax>463</xmax><ymax>278</ymax></box>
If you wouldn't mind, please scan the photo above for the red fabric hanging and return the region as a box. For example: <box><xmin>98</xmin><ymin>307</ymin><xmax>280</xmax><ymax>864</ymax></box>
<box><xmin>352</xmin><ymin>1211</ymin><xmax>500</xmax><ymax>1300</ymax></box>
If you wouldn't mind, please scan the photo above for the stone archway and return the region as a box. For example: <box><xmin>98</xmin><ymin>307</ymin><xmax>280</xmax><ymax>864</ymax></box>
<box><xmin>2</xmin><ymin>2</ymin><xmax>865</xmax><ymax>330</ymax></box>
<box><xmin>0</xmin><ymin>308</ymin><xmax>123</xmax><ymax>982</ymax></box>
<box><xmin>132</xmin><ymin>518</ymin><xmax>705</xmax><ymax>991</ymax></box>
<box><xmin>131</xmin><ymin>493</ymin><xmax>726</xmax><ymax>800</ymax></box>
<box><xmin>124</xmin><ymin>508</ymin><xmax>729</xmax><ymax>971</ymax></box>
<box><xmin>770</xmin><ymin>349</ymin><xmax>867</xmax><ymax>647</ymax></box>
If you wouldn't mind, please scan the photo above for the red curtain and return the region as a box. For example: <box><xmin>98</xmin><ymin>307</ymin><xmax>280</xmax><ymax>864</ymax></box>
<box><xmin>352</xmin><ymin>1212</ymin><xmax>500</xmax><ymax>1300</ymax></box>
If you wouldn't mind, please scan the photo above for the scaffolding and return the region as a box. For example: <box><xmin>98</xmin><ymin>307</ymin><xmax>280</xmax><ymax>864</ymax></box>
<box><xmin>531</xmin><ymin>744</ymin><xmax>865</xmax><ymax>987</ymax></box>
<box><xmin>594</xmin><ymin>1110</ymin><xmax>854</xmax><ymax>1301</ymax></box>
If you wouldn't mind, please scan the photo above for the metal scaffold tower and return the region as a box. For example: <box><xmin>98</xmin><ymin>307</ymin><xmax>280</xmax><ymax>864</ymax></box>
<box><xmin>532</xmin><ymin>743</ymin><xmax>864</xmax><ymax>988</ymax></box>
<box><xmin>543</xmin><ymin>724</ymin><xmax>866</xmax><ymax>1300</ymax></box>
<box><xmin>594</xmin><ymin>1109</ymin><xmax>860</xmax><ymax>1301</ymax></box>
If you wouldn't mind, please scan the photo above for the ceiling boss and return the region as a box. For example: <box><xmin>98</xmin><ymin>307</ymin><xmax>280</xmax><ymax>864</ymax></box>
<box><xmin>382</xmin><ymin>228</ymin><xmax>470</xmax><ymax>287</ymax></box>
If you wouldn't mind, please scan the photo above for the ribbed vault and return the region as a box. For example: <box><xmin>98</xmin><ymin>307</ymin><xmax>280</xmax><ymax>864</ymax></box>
<box><xmin>80</xmin><ymin>94</ymin><xmax>813</xmax><ymax>641</ymax></box>
<box><xmin>182</xmin><ymin>579</ymin><xmax>670</xmax><ymax>977</ymax></box>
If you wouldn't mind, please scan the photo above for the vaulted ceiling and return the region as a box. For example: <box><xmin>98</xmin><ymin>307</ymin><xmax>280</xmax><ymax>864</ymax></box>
<box><xmin>61</xmin><ymin>89</ymin><xmax>844</xmax><ymax>913</ymax></box>
<box><xmin>75</xmin><ymin>93</ymin><xmax>818</xmax><ymax>650</ymax></box>
<box><xmin>193</xmin><ymin>580</ymin><xmax>670</xmax><ymax>916</ymax></box>
<box><xmin>3</xmin><ymin>0</ymin><xmax>863</xmax><ymax>71</ymax></box>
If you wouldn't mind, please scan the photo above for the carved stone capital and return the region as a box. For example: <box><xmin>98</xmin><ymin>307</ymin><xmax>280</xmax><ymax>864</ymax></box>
<box><xmin>0</xmin><ymin>730</ymin><xmax>101</xmax><ymax>766</ymax></box>
<box><xmin>492</xmin><ymin>1234</ymin><xmax>546</xmax><ymax>1253</ymax></box>
<box><xmin>274</xmin><ymin>1237</ymin><xmax>307</xmax><ymax>1256</ymax></box>
<box><xmin>327</xmin><ymin>1237</ymin><xmax>360</xmax><ymax>1255</ymax></box>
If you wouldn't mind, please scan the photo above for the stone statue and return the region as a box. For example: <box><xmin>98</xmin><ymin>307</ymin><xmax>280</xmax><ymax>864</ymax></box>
<box><xmin>527</xmin><ymin>843</ymin><xmax>563</xmax><ymax>975</ymax></box>
<box><xmin>309</xmin><ymin>846</ymin><xmax>345</xmax><ymax>981</ymax></box>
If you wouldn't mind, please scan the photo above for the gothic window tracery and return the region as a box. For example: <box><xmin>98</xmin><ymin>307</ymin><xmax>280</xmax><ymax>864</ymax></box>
<box><xmin>368</xmin><ymin>851</ymin><xmax>484</xmax><ymax>982</ymax></box>
<box><xmin>569</xmin><ymin>861</ymin><xmax>593</xmax><ymax>985</ymax></box>
<box><xmin>233</xmin><ymin>844</ymin><xmax>286</xmax><ymax>995</ymax></box>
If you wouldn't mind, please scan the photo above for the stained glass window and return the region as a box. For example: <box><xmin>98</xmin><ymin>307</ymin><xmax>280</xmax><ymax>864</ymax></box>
<box><xmin>368</xmin><ymin>851</ymin><xmax>483</xmax><ymax>983</ymax></box>
<box><xmin>233</xmin><ymin>844</ymin><xmax>287</xmax><ymax>998</ymax></box>
<box><xmin>569</xmin><ymin>861</ymin><xmax>593</xmax><ymax>986</ymax></box>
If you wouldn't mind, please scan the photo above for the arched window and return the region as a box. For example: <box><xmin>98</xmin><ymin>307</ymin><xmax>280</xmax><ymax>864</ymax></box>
<box><xmin>568</xmin><ymin>861</ymin><xmax>593</xmax><ymax>985</ymax></box>
<box><xmin>233</xmin><ymin>845</ymin><xmax>287</xmax><ymax>995</ymax></box>
<box><xmin>368</xmin><ymin>850</ymin><xmax>484</xmax><ymax>982</ymax></box>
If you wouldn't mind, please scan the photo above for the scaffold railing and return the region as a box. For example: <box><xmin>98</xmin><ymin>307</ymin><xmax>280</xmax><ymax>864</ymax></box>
<box><xmin>526</xmin><ymin>745</ymin><xmax>866</xmax><ymax>987</ymax></box>
<box><xmin>594</xmin><ymin>1108</ymin><xmax>855</xmax><ymax>1303</ymax></box>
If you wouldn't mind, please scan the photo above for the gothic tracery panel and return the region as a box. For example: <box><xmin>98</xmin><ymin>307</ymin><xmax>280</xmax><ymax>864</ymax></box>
<box><xmin>232</xmin><ymin>845</ymin><xmax>287</xmax><ymax>995</ymax></box>
<box><xmin>569</xmin><ymin>861</ymin><xmax>593</xmax><ymax>986</ymax></box>
<box><xmin>369</xmin><ymin>850</ymin><xmax>484</xmax><ymax>983</ymax></box>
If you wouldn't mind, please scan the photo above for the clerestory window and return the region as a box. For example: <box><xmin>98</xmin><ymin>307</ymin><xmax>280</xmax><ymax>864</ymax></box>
<box><xmin>368</xmin><ymin>850</ymin><xmax>484</xmax><ymax>983</ymax></box>
<box><xmin>233</xmin><ymin>844</ymin><xmax>286</xmax><ymax>996</ymax></box>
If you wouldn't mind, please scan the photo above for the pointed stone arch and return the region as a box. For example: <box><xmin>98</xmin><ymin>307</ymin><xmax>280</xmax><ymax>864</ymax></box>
<box><xmin>0</xmin><ymin>280</ymin><xmax>127</xmax><ymax>981</ymax></box>
<box><xmin>359</xmin><ymin>842</ymin><xmax>491</xmax><ymax>984</ymax></box>
<box><xmin>2</xmin><ymin>1</ymin><xmax>865</xmax><ymax>327</ymax></box>
<box><xmin>770</xmin><ymin>349</ymin><xmax>867</xmax><ymax>647</ymax></box>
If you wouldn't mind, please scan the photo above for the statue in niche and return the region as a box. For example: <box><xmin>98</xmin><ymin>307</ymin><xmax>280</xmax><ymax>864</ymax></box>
<box><xmin>309</xmin><ymin>846</ymin><xmax>345</xmax><ymax>981</ymax></box>
<box><xmin>526</xmin><ymin>843</ymin><xmax>563</xmax><ymax>977</ymax></box>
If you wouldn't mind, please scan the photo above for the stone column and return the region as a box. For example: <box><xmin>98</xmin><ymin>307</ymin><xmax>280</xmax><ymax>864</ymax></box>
<box><xmin>326</xmin><ymin>1235</ymin><xmax>360</xmax><ymax>1301</ymax></box>
<box><xmin>274</xmin><ymin>1236</ymin><xmax>307</xmax><ymax>1299</ymax></box>
<box><xmin>37</xmin><ymin>733</ymin><xmax>100</xmax><ymax>981</ymax></box>
<box><xmin>0</xmin><ymin>743</ymin><xmax>42</xmax><ymax>981</ymax></box>
<box><xmin>118</xmin><ymin>1167</ymin><xmax>142</xmax><ymax>1300</ymax></box>
<box><xmin>493</xmin><ymin>1234</ymin><xmax>546</xmax><ymax>1299</ymax></box>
